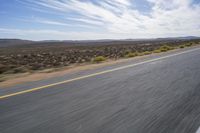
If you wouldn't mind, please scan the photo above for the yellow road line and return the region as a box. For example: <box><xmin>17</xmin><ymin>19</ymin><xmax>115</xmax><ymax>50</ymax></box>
<box><xmin>0</xmin><ymin>47</ymin><xmax>200</xmax><ymax>100</ymax></box>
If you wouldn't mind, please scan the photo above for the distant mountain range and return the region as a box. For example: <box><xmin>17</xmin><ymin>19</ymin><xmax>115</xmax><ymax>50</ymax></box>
<box><xmin>156</xmin><ymin>36</ymin><xmax>200</xmax><ymax>40</ymax></box>
<box><xmin>0</xmin><ymin>39</ymin><xmax>34</xmax><ymax>47</ymax></box>
<box><xmin>0</xmin><ymin>36</ymin><xmax>199</xmax><ymax>47</ymax></box>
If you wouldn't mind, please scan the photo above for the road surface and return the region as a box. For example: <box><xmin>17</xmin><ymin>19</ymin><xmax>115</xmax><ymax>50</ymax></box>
<box><xmin>1</xmin><ymin>47</ymin><xmax>200</xmax><ymax>133</ymax></box>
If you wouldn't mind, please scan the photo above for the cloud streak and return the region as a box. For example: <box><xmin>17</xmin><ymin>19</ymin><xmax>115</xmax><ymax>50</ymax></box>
<box><xmin>2</xmin><ymin>0</ymin><xmax>200</xmax><ymax>40</ymax></box>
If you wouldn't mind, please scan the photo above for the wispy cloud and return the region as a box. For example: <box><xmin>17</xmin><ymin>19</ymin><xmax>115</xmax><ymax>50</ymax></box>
<box><xmin>18</xmin><ymin>17</ymin><xmax>98</xmax><ymax>29</ymax></box>
<box><xmin>66</xmin><ymin>18</ymin><xmax>104</xmax><ymax>26</ymax></box>
<box><xmin>34</xmin><ymin>19</ymin><xmax>70</xmax><ymax>26</ymax></box>
<box><xmin>2</xmin><ymin>0</ymin><xmax>200</xmax><ymax>39</ymax></box>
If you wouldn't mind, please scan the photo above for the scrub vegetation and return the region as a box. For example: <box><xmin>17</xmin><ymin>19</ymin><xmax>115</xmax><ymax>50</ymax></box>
<box><xmin>93</xmin><ymin>56</ymin><xmax>106</xmax><ymax>63</ymax></box>
<box><xmin>0</xmin><ymin>39</ymin><xmax>199</xmax><ymax>81</ymax></box>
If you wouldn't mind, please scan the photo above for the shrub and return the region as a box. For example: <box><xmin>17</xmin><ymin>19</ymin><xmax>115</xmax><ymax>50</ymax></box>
<box><xmin>0</xmin><ymin>78</ymin><xmax>5</xmax><ymax>82</ymax></box>
<box><xmin>125</xmin><ymin>52</ymin><xmax>138</xmax><ymax>58</ymax></box>
<box><xmin>179</xmin><ymin>45</ymin><xmax>185</xmax><ymax>48</ymax></box>
<box><xmin>161</xmin><ymin>45</ymin><xmax>173</xmax><ymax>51</ymax></box>
<box><xmin>30</xmin><ymin>65</ymin><xmax>41</xmax><ymax>70</ymax></box>
<box><xmin>93</xmin><ymin>56</ymin><xmax>106</xmax><ymax>63</ymax></box>
<box><xmin>142</xmin><ymin>51</ymin><xmax>152</xmax><ymax>55</ymax></box>
<box><xmin>4</xmin><ymin>67</ymin><xmax>28</xmax><ymax>74</ymax></box>
<box><xmin>0</xmin><ymin>64</ymin><xmax>7</xmax><ymax>74</ymax></box>
<box><xmin>13</xmin><ymin>67</ymin><xmax>27</xmax><ymax>73</ymax></box>
<box><xmin>153</xmin><ymin>49</ymin><xmax>162</xmax><ymax>53</ymax></box>
<box><xmin>155</xmin><ymin>45</ymin><xmax>173</xmax><ymax>52</ymax></box>
<box><xmin>185</xmin><ymin>43</ymin><xmax>192</xmax><ymax>47</ymax></box>
<box><xmin>137</xmin><ymin>51</ymin><xmax>152</xmax><ymax>56</ymax></box>
<box><xmin>160</xmin><ymin>49</ymin><xmax>168</xmax><ymax>52</ymax></box>
<box><xmin>0</xmin><ymin>64</ymin><xmax>17</xmax><ymax>74</ymax></box>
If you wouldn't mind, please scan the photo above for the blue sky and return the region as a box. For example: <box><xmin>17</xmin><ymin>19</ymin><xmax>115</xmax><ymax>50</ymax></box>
<box><xmin>0</xmin><ymin>0</ymin><xmax>200</xmax><ymax>40</ymax></box>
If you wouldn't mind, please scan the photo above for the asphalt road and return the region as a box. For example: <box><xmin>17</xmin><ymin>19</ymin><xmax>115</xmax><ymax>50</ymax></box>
<box><xmin>1</xmin><ymin>47</ymin><xmax>200</xmax><ymax>133</ymax></box>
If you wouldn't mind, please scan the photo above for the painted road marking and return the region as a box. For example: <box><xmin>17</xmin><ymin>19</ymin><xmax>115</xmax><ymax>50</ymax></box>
<box><xmin>1</xmin><ymin>47</ymin><xmax>200</xmax><ymax>99</ymax></box>
<box><xmin>196</xmin><ymin>127</ymin><xmax>200</xmax><ymax>133</ymax></box>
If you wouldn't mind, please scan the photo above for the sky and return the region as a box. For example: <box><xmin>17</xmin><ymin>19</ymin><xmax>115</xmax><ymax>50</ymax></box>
<box><xmin>0</xmin><ymin>0</ymin><xmax>200</xmax><ymax>40</ymax></box>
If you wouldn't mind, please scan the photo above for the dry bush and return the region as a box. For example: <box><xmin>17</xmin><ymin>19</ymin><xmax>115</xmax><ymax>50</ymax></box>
<box><xmin>93</xmin><ymin>56</ymin><xmax>106</xmax><ymax>63</ymax></box>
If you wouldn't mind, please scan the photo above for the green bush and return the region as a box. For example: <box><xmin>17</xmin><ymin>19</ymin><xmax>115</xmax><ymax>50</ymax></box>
<box><xmin>137</xmin><ymin>51</ymin><xmax>152</xmax><ymax>56</ymax></box>
<box><xmin>153</xmin><ymin>49</ymin><xmax>162</xmax><ymax>53</ymax></box>
<box><xmin>160</xmin><ymin>49</ymin><xmax>168</xmax><ymax>52</ymax></box>
<box><xmin>185</xmin><ymin>43</ymin><xmax>192</xmax><ymax>47</ymax></box>
<box><xmin>179</xmin><ymin>45</ymin><xmax>185</xmax><ymax>48</ymax></box>
<box><xmin>155</xmin><ymin>45</ymin><xmax>173</xmax><ymax>52</ymax></box>
<box><xmin>161</xmin><ymin>45</ymin><xmax>173</xmax><ymax>50</ymax></box>
<box><xmin>142</xmin><ymin>51</ymin><xmax>152</xmax><ymax>55</ymax></box>
<box><xmin>93</xmin><ymin>56</ymin><xmax>106</xmax><ymax>63</ymax></box>
<box><xmin>125</xmin><ymin>52</ymin><xmax>138</xmax><ymax>58</ymax></box>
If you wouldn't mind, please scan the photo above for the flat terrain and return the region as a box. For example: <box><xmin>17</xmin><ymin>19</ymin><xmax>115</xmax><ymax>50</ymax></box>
<box><xmin>1</xmin><ymin>46</ymin><xmax>200</xmax><ymax>133</ymax></box>
<box><xmin>0</xmin><ymin>38</ymin><xmax>199</xmax><ymax>83</ymax></box>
